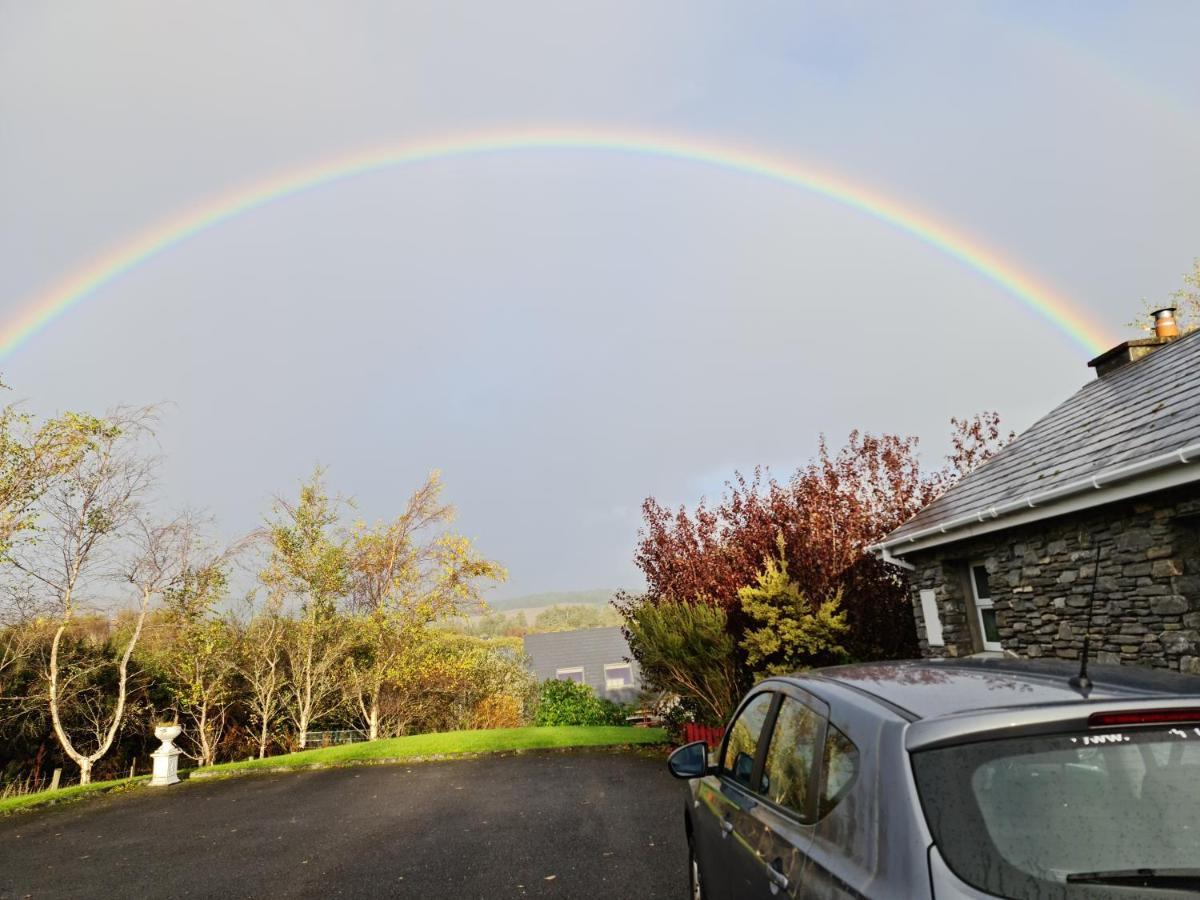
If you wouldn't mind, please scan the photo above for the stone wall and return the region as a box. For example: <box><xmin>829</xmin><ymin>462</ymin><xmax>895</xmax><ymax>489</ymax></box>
<box><xmin>906</xmin><ymin>482</ymin><xmax>1200</xmax><ymax>673</ymax></box>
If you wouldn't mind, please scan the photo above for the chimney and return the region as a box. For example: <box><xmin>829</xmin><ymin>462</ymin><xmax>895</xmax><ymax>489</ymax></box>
<box><xmin>1087</xmin><ymin>307</ymin><xmax>1181</xmax><ymax>378</ymax></box>
<box><xmin>1152</xmin><ymin>306</ymin><xmax>1180</xmax><ymax>339</ymax></box>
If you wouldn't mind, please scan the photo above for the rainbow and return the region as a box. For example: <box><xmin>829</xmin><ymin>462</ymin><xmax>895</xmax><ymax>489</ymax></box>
<box><xmin>0</xmin><ymin>127</ymin><xmax>1115</xmax><ymax>359</ymax></box>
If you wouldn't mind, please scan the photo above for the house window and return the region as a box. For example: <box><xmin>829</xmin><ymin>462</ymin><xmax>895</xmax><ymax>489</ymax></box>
<box><xmin>969</xmin><ymin>562</ymin><xmax>1002</xmax><ymax>651</ymax></box>
<box><xmin>555</xmin><ymin>667</ymin><xmax>584</xmax><ymax>684</ymax></box>
<box><xmin>604</xmin><ymin>663</ymin><xmax>633</xmax><ymax>690</ymax></box>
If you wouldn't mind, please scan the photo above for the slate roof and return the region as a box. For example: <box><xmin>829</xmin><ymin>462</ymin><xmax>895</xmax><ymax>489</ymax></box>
<box><xmin>884</xmin><ymin>327</ymin><xmax>1200</xmax><ymax>546</ymax></box>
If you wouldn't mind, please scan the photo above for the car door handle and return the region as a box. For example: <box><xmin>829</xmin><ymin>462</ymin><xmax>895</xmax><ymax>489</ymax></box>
<box><xmin>766</xmin><ymin>858</ymin><xmax>789</xmax><ymax>895</ymax></box>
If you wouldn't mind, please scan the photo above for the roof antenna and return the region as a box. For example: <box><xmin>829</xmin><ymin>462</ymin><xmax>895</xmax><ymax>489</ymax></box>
<box><xmin>1069</xmin><ymin>544</ymin><xmax>1103</xmax><ymax>697</ymax></box>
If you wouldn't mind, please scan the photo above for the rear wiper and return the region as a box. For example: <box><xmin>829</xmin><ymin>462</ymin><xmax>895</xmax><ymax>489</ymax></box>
<box><xmin>1066</xmin><ymin>868</ymin><xmax>1200</xmax><ymax>889</ymax></box>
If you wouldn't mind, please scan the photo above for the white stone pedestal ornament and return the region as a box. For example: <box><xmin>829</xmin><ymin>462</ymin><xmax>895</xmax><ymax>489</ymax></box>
<box><xmin>150</xmin><ymin>724</ymin><xmax>182</xmax><ymax>786</ymax></box>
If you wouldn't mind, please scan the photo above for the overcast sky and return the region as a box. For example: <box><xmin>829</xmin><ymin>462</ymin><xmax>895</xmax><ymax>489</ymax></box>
<box><xmin>1</xmin><ymin>1</ymin><xmax>1198</xmax><ymax>598</ymax></box>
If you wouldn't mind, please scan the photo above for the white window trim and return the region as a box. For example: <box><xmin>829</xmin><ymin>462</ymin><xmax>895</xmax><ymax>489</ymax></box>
<box><xmin>969</xmin><ymin>561</ymin><xmax>1002</xmax><ymax>652</ymax></box>
<box><xmin>555</xmin><ymin>666</ymin><xmax>584</xmax><ymax>683</ymax></box>
<box><xmin>919</xmin><ymin>589</ymin><xmax>944</xmax><ymax>647</ymax></box>
<box><xmin>604</xmin><ymin>663</ymin><xmax>633</xmax><ymax>691</ymax></box>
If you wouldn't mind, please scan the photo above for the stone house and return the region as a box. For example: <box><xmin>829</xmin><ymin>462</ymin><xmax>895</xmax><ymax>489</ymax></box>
<box><xmin>872</xmin><ymin>311</ymin><xmax>1200</xmax><ymax>672</ymax></box>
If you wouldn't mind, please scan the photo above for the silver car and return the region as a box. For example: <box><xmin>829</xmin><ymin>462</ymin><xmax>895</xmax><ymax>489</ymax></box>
<box><xmin>667</xmin><ymin>657</ymin><xmax>1200</xmax><ymax>898</ymax></box>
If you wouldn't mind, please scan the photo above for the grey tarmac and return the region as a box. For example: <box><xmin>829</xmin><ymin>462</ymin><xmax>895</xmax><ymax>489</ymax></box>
<box><xmin>0</xmin><ymin>750</ymin><xmax>687</xmax><ymax>900</ymax></box>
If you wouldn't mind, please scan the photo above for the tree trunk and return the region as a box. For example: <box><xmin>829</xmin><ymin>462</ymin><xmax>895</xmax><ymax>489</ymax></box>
<box><xmin>197</xmin><ymin>702</ymin><xmax>212</xmax><ymax>767</ymax></box>
<box><xmin>258</xmin><ymin>717</ymin><xmax>270</xmax><ymax>759</ymax></box>
<box><xmin>48</xmin><ymin>590</ymin><xmax>151</xmax><ymax>787</ymax></box>
<box><xmin>368</xmin><ymin>696</ymin><xmax>379</xmax><ymax>742</ymax></box>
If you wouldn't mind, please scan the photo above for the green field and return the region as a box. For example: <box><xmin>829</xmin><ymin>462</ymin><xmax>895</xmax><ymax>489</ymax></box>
<box><xmin>1</xmin><ymin>726</ymin><xmax>667</xmax><ymax>815</ymax></box>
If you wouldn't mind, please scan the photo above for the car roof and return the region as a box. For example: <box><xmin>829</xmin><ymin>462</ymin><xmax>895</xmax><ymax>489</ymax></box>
<box><xmin>796</xmin><ymin>657</ymin><xmax>1200</xmax><ymax>722</ymax></box>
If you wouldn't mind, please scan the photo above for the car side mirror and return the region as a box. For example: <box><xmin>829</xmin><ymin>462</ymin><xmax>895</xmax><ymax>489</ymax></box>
<box><xmin>667</xmin><ymin>740</ymin><xmax>711</xmax><ymax>779</ymax></box>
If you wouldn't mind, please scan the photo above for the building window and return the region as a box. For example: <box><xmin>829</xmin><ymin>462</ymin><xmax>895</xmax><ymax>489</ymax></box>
<box><xmin>555</xmin><ymin>667</ymin><xmax>584</xmax><ymax>683</ymax></box>
<box><xmin>604</xmin><ymin>663</ymin><xmax>633</xmax><ymax>690</ymax></box>
<box><xmin>969</xmin><ymin>562</ymin><xmax>1002</xmax><ymax>651</ymax></box>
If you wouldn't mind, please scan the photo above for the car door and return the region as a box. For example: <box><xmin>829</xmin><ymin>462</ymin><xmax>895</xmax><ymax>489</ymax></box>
<box><xmin>727</xmin><ymin>691</ymin><xmax>825</xmax><ymax>898</ymax></box>
<box><xmin>692</xmin><ymin>690</ymin><xmax>777</xmax><ymax>900</ymax></box>
<box><xmin>801</xmin><ymin>723</ymin><xmax>869</xmax><ymax>899</ymax></box>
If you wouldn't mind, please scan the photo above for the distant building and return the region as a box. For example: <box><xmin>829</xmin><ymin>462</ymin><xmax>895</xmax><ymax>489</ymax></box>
<box><xmin>523</xmin><ymin>627</ymin><xmax>642</xmax><ymax>703</ymax></box>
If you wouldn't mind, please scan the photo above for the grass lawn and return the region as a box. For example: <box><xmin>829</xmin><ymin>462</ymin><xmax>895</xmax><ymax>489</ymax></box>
<box><xmin>1</xmin><ymin>726</ymin><xmax>667</xmax><ymax>815</ymax></box>
<box><xmin>0</xmin><ymin>775</ymin><xmax>150</xmax><ymax>816</ymax></box>
<box><xmin>201</xmin><ymin>725</ymin><xmax>668</xmax><ymax>775</ymax></box>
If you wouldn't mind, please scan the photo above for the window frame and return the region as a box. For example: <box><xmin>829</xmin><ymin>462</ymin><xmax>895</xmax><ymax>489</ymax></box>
<box><xmin>717</xmin><ymin>690</ymin><xmax>780</xmax><ymax>791</ymax></box>
<box><xmin>603</xmin><ymin>662</ymin><xmax>633</xmax><ymax>691</ymax></box>
<box><xmin>717</xmin><ymin>682</ymin><xmax>831</xmax><ymax>824</ymax></box>
<box><xmin>754</xmin><ymin>685</ymin><xmax>830</xmax><ymax>824</ymax></box>
<box><xmin>555</xmin><ymin>666</ymin><xmax>584</xmax><ymax>683</ymax></box>
<box><xmin>816</xmin><ymin>722</ymin><xmax>860</xmax><ymax>821</ymax></box>
<box><xmin>968</xmin><ymin>561</ymin><xmax>1003</xmax><ymax>652</ymax></box>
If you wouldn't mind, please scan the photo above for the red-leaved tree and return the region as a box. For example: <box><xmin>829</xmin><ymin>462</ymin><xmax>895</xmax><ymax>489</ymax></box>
<box><xmin>629</xmin><ymin>415</ymin><xmax>1011</xmax><ymax>662</ymax></box>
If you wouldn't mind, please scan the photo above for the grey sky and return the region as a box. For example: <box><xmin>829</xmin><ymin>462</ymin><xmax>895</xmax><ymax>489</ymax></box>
<box><xmin>2</xmin><ymin>1</ymin><xmax>1198</xmax><ymax>597</ymax></box>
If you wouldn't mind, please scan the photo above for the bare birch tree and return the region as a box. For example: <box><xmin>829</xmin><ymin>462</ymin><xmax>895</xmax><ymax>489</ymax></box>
<box><xmin>345</xmin><ymin>471</ymin><xmax>505</xmax><ymax>740</ymax></box>
<box><xmin>0</xmin><ymin>394</ymin><xmax>109</xmax><ymax>562</ymax></box>
<box><xmin>261</xmin><ymin>470</ymin><xmax>350</xmax><ymax>748</ymax></box>
<box><xmin>235</xmin><ymin>593</ymin><xmax>287</xmax><ymax>759</ymax></box>
<box><xmin>145</xmin><ymin>557</ymin><xmax>240</xmax><ymax>767</ymax></box>
<box><xmin>7</xmin><ymin>408</ymin><xmax>191</xmax><ymax>784</ymax></box>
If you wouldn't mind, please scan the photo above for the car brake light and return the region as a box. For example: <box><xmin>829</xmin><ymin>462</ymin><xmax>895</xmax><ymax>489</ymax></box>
<box><xmin>1089</xmin><ymin>709</ymin><xmax>1200</xmax><ymax>728</ymax></box>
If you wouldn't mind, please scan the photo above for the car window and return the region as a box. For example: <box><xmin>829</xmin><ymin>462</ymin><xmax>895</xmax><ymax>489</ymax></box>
<box><xmin>913</xmin><ymin>727</ymin><xmax>1200</xmax><ymax>898</ymax></box>
<box><xmin>721</xmin><ymin>692</ymin><xmax>774</xmax><ymax>789</ymax></box>
<box><xmin>819</xmin><ymin>725</ymin><xmax>858</xmax><ymax>817</ymax></box>
<box><xmin>758</xmin><ymin>696</ymin><xmax>822</xmax><ymax>818</ymax></box>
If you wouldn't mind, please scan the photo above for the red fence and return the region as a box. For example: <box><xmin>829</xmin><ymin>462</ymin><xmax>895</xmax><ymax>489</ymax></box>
<box><xmin>681</xmin><ymin>724</ymin><xmax>725</xmax><ymax>747</ymax></box>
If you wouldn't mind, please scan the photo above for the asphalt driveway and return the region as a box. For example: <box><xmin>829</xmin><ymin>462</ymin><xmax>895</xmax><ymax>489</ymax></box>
<box><xmin>0</xmin><ymin>749</ymin><xmax>688</xmax><ymax>900</ymax></box>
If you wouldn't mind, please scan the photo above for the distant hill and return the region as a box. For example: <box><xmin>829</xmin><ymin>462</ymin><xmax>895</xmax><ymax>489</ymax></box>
<box><xmin>484</xmin><ymin>589</ymin><xmax>625</xmax><ymax>613</ymax></box>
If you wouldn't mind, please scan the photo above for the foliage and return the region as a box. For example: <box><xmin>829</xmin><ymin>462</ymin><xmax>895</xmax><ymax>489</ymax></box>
<box><xmin>621</xmin><ymin>418</ymin><xmax>1014</xmax><ymax>718</ymax></box>
<box><xmin>0</xmin><ymin>401</ymin><xmax>114</xmax><ymax>562</ymax></box>
<box><xmin>261</xmin><ymin>470</ymin><xmax>352</xmax><ymax>747</ymax></box>
<box><xmin>531</xmin><ymin>604</ymin><xmax>621</xmax><ymax>632</ymax></box>
<box><xmin>738</xmin><ymin>536</ymin><xmax>848</xmax><ymax>677</ymax></box>
<box><xmin>484</xmin><ymin>589</ymin><xmax>622</xmax><ymax>613</ymax></box>
<box><xmin>532</xmin><ymin>678</ymin><xmax>623</xmax><ymax>727</ymax></box>
<box><xmin>944</xmin><ymin>412</ymin><xmax>1016</xmax><ymax>488</ymax></box>
<box><xmin>453</xmin><ymin>609</ymin><xmax>530</xmax><ymax>638</ymax></box>
<box><xmin>631</xmin><ymin>419</ymin><xmax>1011</xmax><ymax>666</ymax></box>
<box><xmin>633</xmin><ymin>432</ymin><xmax>932</xmax><ymax>663</ymax></box>
<box><xmin>469</xmin><ymin>694</ymin><xmax>524</xmax><ymax>729</ymax></box>
<box><xmin>651</xmin><ymin>693</ymin><xmax>705</xmax><ymax>744</ymax></box>
<box><xmin>0</xmin><ymin>390</ymin><xmax>528</xmax><ymax>784</ymax></box>
<box><xmin>342</xmin><ymin>471</ymin><xmax>506</xmax><ymax>740</ymax></box>
<box><xmin>450</xmin><ymin>602</ymin><xmax>620</xmax><ymax>639</ymax></box>
<box><xmin>138</xmin><ymin>562</ymin><xmax>236</xmax><ymax>766</ymax></box>
<box><xmin>621</xmin><ymin>597</ymin><xmax>742</xmax><ymax>725</ymax></box>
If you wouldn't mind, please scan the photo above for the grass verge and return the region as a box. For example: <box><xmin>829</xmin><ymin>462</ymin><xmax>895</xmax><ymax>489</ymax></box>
<box><xmin>1</xmin><ymin>726</ymin><xmax>668</xmax><ymax>814</ymax></box>
<box><xmin>0</xmin><ymin>775</ymin><xmax>151</xmax><ymax>816</ymax></box>
<box><xmin>196</xmin><ymin>725</ymin><xmax>668</xmax><ymax>776</ymax></box>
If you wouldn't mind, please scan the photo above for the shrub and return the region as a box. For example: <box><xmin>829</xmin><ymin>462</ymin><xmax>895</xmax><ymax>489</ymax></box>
<box><xmin>653</xmin><ymin>693</ymin><xmax>704</xmax><ymax>744</ymax></box>
<box><xmin>533</xmin><ymin>679</ymin><xmax>615</xmax><ymax>726</ymax></box>
<box><xmin>621</xmin><ymin>597</ymin><xmax>742</xmax><ymax>725</ymax></box>
<box><xmin>738</xmin><ymin>536</ymin><xmax>849</xmax><ymax>677</ymax></box>
<box><xmin>469</xmin><ymin>694</ymin><xmax>524</xmax><ymax>730</ymax></box>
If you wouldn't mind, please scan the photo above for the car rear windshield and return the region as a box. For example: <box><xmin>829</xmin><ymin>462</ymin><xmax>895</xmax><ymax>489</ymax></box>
<box><xmin>912</xmin><ymin>726</ymin><xmax>1200</xmax><ymax>898</ymax></box>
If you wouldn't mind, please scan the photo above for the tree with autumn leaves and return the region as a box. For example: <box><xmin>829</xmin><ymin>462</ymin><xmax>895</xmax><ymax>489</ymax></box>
<box><xmin>621</xmin><ymin>414</ymin><xmax>1012</xmax><ymax>724</ymax></box>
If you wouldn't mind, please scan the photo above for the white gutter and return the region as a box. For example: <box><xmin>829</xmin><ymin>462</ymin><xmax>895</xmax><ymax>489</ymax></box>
<box><xmin>872</xmin><ymin>440</ymin><xmax>1200</xmax><ymax>559</ymax></box>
